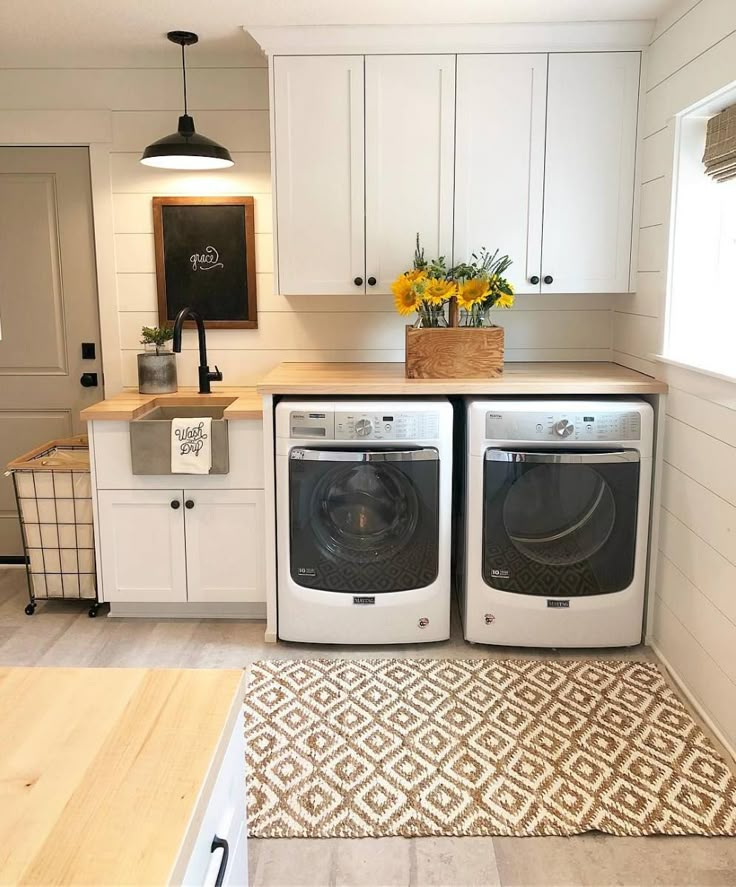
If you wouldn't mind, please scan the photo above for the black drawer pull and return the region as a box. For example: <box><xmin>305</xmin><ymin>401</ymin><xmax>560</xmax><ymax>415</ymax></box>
<box><xmin>211</xmin><ymin>835</ymin><xmax>229</xmax><ymax>887</ymax></box>
<box><xmin>170</xmin><ymin>500</ymin><xmax>180</xmax><ymax>510</ymax></box>
<box><xmin>543</xmin><ymin>275</ymin><xmax>554</xmax><ymax>285</ymax></box>
<box><xmin>529</xmin><ymin>275</ymin><xmax>540</xmax><ymax>285</ymax></box>
<box><xmin>185</xmin><ymin>499</ymin><xmax>195</xmax><ymax>509</ymax></box>
<box><xmin>367</xmin><ymin>276</ymin><xmax>377</xmax><ymax>286</ymax></box>
<box><xmin>353</xmin><ymin>276</ymin><xmax>363</xmax><ymax>286</ymax></box>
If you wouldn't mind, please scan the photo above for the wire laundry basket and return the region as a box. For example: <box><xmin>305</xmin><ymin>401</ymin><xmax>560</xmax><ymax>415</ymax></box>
<box><xmin>6</xmin><ymin>435</ymin><xmax>99</xmax><ymax>617</ymax></box>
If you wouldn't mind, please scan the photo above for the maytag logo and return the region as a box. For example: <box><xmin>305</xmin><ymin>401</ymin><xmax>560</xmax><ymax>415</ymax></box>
<box><xmin>353</xmin><ymin>596</ymin><xmax>375</xmax><ymax>606</ymax></box>
<box><xmin>547</xmin><ymin>600</ymin><xmax>570</xmax><ymax>608</ymax></box>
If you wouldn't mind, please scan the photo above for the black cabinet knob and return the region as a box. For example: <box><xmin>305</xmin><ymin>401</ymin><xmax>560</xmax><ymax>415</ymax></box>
<box><xmin>529</xmin><ymin>275</ymin><xmax>540</xmax><ymax>285</ymax></box>
<box><xmin>354</xmin><ymin>277</ymin><xmax>363</xmax><ymax>286</ymax></box>
<box><xmin>185</xmin><ymin>500</ymin><xmax>194</xmax><ymax>509</ymax></box>
<box><xmin>543</xmin><ymin>275</ymin><xmax>554</xmax><ymax>285</ymax></box>
<box><xmin>170</xmin><ymin>500</ymin><xmax>180</xmax><ymax>509</ymax></box>
<box><xmin>367</xmin><ymin>276</ymin><xmax>377</xmax><ymax>286</ymax></box>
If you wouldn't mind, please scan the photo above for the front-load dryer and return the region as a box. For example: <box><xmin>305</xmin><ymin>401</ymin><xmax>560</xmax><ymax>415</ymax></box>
<box><xmin>275</xmin><ymin>398</ymin><xmax>453</xmax><ymax>644</ymax></box>
<box><xmin>461</xmin><ymin>399</ymin><xmax>654</xmax><ymax>648</ymax></box>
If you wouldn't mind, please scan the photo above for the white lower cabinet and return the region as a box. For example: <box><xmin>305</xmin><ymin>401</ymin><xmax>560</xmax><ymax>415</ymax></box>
<box><xmin>185</xmin><ymin>490</ymin><xmax>265</xmax><ymax>604</ymax></box>
<box><xmin>97</xmin><ymin>487</ymin><xmax>265</xmax><ymax>609</ymax></box>
<box><xmin>98</xmin><ymin>489</ymin><xmax>187</xmax><ymax>603</ymax></box>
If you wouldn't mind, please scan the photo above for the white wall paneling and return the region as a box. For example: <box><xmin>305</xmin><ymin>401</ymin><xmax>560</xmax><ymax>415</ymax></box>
<box><xmin>613</xmin><ymin>0</ymin><xmax>736</xmax><ymax>756</ymax></box>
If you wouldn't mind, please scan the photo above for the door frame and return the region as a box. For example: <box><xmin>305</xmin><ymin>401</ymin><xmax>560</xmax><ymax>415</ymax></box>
<box><xmin>0</xmin><ymin>110</ymin><xmax>122</xmax><ymax>395</ymax></box>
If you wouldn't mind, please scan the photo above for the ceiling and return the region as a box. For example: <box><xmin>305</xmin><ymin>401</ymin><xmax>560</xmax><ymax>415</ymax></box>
<box><xmin>0</xmin><ymin>0</ymin><xmax>678</xmax><ymax>68</ymax></box>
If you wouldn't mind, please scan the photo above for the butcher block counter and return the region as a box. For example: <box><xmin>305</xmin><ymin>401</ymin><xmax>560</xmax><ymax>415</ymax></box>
<box><xmin>256</xmin><ymin>361</ymin><xmax>668</xmax><ymax>395</ymax></box>
<box><xmin>81</xmin><ymin>386</ymin><xmax>262</xmax><ymax>421</ymax></box>
<box><xmin>0</xmin><ymin>667</ymin><xmax>247</xmax><ymax>886</ymax></box>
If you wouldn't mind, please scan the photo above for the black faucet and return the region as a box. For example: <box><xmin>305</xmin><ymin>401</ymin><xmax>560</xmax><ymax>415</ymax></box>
<box><xmin>172</xmin><ymin>307</ymin><xmax>223</xmax><ymax>394</ymax></box>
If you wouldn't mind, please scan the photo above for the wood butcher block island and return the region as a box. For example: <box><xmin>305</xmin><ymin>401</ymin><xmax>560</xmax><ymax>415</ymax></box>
<box><xmin>256</xmin><ymin>361</ymin><xmax>668</xmax><ymax>396</ymax></box>
<box><xmin>0</xmin><ymin>667</ymin><xmax>247</xmax><ymax>886</ymax></box>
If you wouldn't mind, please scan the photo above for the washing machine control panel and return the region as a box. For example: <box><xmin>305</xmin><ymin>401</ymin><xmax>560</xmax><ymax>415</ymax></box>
<box><xmin>289</xmin><ymin>410</ymin><xmax>440</xmax><ymax>440</ymax></box>
<box><xmin>486</xmin><ymin>410</ymin><xmax>642</xmax><ymax>441</ymax></box>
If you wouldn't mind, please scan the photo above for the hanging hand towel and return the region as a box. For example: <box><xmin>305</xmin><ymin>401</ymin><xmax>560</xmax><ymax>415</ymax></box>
<box><xmin>171</xmin><ymin>417</ymin><xmax>212</xmax><ymax>474</ymax></box>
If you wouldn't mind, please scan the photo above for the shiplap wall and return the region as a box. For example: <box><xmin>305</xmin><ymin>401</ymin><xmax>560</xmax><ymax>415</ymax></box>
<box><xmin>0</xmin><ymin>55</ymin><xmax>615</xmax><ymax>389</ymax></box>
<box><xmin>614</xmin><ymin>0</ymin><xmax>736</xmax><ymax>755</ymax></box>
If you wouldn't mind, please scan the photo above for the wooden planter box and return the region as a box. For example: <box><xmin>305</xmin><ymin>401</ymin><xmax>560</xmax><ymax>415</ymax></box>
<box><xmin>405</xmin><ymin>324</ymin><xmax>504</xmax><ymax>379</ymax></box>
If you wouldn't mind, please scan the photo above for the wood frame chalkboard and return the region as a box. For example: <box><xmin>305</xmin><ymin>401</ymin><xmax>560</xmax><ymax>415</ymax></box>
<box><xmin>152</xmin><ymin>196</ymin><xmax>258</xmax><ymax>330</ymax></box>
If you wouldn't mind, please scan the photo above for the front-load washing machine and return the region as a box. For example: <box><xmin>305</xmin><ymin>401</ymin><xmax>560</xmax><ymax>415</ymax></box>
<box><xmin>275</xmin><ymin>398</ymin><xmax>453</xmax><ymax>644</ymax></box>
<box><xmin>461</xmin><ymin>399</ymin><xmax>654</xmax><ymax>647</ymax></box>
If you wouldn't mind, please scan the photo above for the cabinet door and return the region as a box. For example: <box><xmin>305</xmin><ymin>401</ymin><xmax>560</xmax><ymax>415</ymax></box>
<box><xmin>185</xmin><ymin>490</ymin><xmax>265</xmax><ymax>603</ymax></box>
<box><xmin>542</xmin><ymin>52</ymin><xmax>640</xmax><ymax>293</ymax></box>
<box><xmin>365</xmin><ymin>55</ymin><xmax>455</xmax><ymax>293</ymax></box>
<box><xmin>97</xmin><ymin>490</ymin><xmax>186</xmax><ymax>603</ymax></box>
<box><xmin>274</xmin><ymin>55</ymin><xmax>365</xmax><ymax>295</ymax></box>
<box><xmin>454</xmin><ymin>54</ymin><xmax>547</xmax><ymax>295</ymax></box>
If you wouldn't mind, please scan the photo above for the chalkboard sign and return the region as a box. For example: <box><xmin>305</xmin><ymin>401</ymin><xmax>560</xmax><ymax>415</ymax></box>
<box><xmin>153</xmin><ymin>196</ymin><xmax>257</xmax><ymax>329</ymax></box>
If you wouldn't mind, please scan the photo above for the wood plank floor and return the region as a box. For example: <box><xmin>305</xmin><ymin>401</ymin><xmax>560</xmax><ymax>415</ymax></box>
<box><xmin>1</xmin><ymin>568</ymin><xmax>734</xmax><ymax>887</ymax></box>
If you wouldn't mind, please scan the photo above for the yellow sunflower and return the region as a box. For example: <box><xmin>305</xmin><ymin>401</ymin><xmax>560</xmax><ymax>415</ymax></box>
<box><xmin>457</xmin><ymin>278</ymin><xmax>491</xmax><ymax>310</ymax></box>
<box><xmin>391</xmin><ymin>273</ymin><xmax>419</xmax><ymax>316</ymax></box>
<box><xmin>424</xmin><ymin>279</ymin><xmax>457</xmax><ymax>305</ymax></box>
<box><xmin>495</xmin><ymin>292</ymin><xmax>515</xmax><ymax>309</ymax></box>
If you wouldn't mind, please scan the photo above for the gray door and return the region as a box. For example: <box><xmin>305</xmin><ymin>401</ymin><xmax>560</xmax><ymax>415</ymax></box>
<box><xmin>0</xmin><ymin>147</ymin><xmax>102</xmax><ymax>556</ymax></box>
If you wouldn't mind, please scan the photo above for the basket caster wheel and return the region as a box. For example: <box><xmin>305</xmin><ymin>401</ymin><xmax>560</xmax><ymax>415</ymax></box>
<box><xmin>88</xmin><ymin>605</ymin><xmax>99</xmax><ymax>618</ymax></box>
<box><xmin>24</xmin><ymin>603</ymin><xmax>36</xmax><ymax>616</ymax></box>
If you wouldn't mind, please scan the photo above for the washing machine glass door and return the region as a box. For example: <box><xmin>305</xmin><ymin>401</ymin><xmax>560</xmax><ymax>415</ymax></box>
<box><xmin>483</xmin><ymin>449</ymin><xmax>640</xmax><ymax>596</ymax></box>
<box><xmin>289</xmin><ymin>448</ymin><xmax>440</xmax><ymax>592</ymax></box>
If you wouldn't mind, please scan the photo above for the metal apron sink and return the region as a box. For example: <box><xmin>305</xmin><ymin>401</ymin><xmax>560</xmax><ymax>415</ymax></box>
<box><xmin>129</xmin><ymin>402</ymin><xmax>234</xmax><ymax>475</ymax></box>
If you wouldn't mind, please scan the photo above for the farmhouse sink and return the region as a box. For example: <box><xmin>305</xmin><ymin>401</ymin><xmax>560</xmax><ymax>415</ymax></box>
<box><xmin>129</xmin><ymin>400</ymin><xmax>234</xmax><ymax>475</ymax></box>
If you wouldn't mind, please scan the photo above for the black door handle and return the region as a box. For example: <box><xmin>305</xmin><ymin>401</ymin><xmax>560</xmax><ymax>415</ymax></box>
<box><xmin>210</xmin><ymin>836</ymin><xmax>229</xmax><ymax>887</ymax></box>
<box><xmin>80</xmin><ymin>372</ymin><xmax>98</xmax><ymax>388</ymax></box>
<box><xmin>367</xmin><ymin>276</ymin><xmax>377</xmax><ymax>286</ymax></box>
<box><xmin>543</xmin><ymin>275</ymin><xmax>554</xmax><ymax>285</ymax></box>
<box><xmin>354</xmin><ymin>276</ymin><xmax>363</xmax><ymax>286</ymax></box>
<box><xmin>170</xmin><ymin>500</ymin><xmax>180</xmax><ymax>509</ymax></box>
<box><xmin>185</xmin><ymin>500</ymin><xmax>194</xmax><ymax>509</ymax></box>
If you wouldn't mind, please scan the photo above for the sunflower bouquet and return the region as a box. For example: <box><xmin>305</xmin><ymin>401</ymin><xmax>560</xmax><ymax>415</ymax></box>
<box><xmin>390</xmin><ymin>236</ymin><xmax>456</xmax><ymax>327</ymax></box>
<box><xmin>391</xmin><ymin>237</ymin><xmax>514</xmax><ymax>328</ymax></box>
<box><xmin>452</xmin><ymin>248</ymin><xmax>515</xmax><ymax>328</ymax></box>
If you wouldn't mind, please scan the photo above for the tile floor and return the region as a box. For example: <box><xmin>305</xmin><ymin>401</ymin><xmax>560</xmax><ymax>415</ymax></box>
<box><xmin>1</xmin><ymin>567</ymin><xmax>735</xmax><ymax>887</ymax></box>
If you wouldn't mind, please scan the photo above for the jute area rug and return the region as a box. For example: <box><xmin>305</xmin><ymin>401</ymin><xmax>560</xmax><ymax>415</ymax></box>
<box><xmin>244</xmin><ymin>658</ymin><xmax>736</xmax><ymax>837</ymax></box>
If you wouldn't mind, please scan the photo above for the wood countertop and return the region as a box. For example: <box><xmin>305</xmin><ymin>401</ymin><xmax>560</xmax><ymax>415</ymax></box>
<box><xmin>0</xmin><ymin>667</ymin><xmax>245</xmax><ymax>886</ymax></box>
<box><xmin>256</xmin><ymin>361</ymin><xmax>668</xmax><ymax>395</ymax></box>
<box><xmin>80</xmin><ymin>387</ymin><xmax>263</xmax><ymax>421</ymax></box>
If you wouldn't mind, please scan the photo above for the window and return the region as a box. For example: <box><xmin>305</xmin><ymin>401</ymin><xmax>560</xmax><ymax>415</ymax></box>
<box><xmin>666</xmin><ymin>93</ymin><xmax>736</xmax><ymax>379</ymax></box>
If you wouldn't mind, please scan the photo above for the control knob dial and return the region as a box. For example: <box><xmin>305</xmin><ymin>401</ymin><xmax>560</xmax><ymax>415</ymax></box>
<box><xmin>355</xmin><ymin>418</ymin><xmax>373</xmax><ymax>437</ymax></box>
<box><xmin>554</xmin><ymin>419</ymin><xmax>575</xmax><ymax>438</ymax></box>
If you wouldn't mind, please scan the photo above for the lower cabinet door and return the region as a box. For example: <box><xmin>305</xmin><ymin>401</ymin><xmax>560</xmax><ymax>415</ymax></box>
<box><xmin>97</xmin><ymin>489</ymin><xmax>187</xmax><ymax>603</ymax></box>
<box><xmin>184</xmin><ymin>490</ymin><xmax>265</xmax><ymax>603</ymax></box>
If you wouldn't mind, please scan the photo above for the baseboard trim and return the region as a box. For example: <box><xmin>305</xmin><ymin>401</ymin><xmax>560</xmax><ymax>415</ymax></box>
<box><xmin>651</xmin><ymin>641</ymin><xmax>736</xmax><ymax>764</ymax></box>
<box><xmin>107</xmin><ymin>601</ymin><xmax>267</xmax><ymax>620</ymax></box>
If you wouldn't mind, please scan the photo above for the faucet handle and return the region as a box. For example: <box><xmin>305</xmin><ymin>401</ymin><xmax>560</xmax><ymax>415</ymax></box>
<box><xmin>211</xmin><ymin>365</ymin><xmax>223</xmax><ymax>382</ymax></box>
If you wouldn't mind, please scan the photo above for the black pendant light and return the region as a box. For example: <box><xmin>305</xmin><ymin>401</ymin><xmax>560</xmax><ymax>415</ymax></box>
<box><xmin>141</xmin><ymin>31</ymin><xmax>234</xmax><ymax>170</ymax></box>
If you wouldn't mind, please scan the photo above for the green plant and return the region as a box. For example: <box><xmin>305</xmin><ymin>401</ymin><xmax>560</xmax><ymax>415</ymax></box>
<box><xmin>140</xmin><ymin>326</ymin><xmax>173</xmax><ymax>355</ymax></box>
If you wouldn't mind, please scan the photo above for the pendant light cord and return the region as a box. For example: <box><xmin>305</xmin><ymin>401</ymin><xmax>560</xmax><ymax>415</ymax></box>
<box><xmin>181</xmin><ymin>43</ymin><xmax>188</xmax><ymax>116</ymax></box>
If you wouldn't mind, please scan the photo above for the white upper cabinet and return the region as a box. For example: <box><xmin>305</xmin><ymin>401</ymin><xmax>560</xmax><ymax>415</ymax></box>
<box><xmin>365</xmin><ymin>55</ymin><xmax>456</xmax><ymax>293</ymax></box>
<box><xmin>274</xmin><ymin>55</ymin><xmax>365</xmax><ymax>295</ymax></box>
<box><xmin>454</xmin><ymin>54</ymin><xmax>547</xmax><ymax>294</ymax></box>
<box><xmin>541</xmin><ymin>52</ymin><xmax>640</xmax><ymax>293</ymax></box>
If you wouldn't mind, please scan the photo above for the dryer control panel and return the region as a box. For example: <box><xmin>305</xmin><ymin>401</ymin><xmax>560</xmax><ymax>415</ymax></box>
<box><xmin>289</xmin><ymin>410</ymin><xmax>441</xmax><ymax>441</ymax></box>
<box><xmin>485</xmin><ymin>410</ymin><xmax>642</xmax><ymax>442</ymax></box>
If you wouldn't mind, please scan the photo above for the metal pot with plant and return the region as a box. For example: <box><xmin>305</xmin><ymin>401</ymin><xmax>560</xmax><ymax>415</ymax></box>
<box><xmin>137</xmin><ymin>326</ymin><xmax>178</xmax><ymax>394</ymax></box>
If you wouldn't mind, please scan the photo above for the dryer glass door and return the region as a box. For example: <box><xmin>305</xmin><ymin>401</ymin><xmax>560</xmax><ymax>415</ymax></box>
<box><xmin>483</xmin><ymin>449</ymin><xmax>640</xmax><ymax>596</ymax></box>
<box><xmin>289</xmin><ymin>448</ymin><xmax>440</xmax><ymax>592</ymax></box>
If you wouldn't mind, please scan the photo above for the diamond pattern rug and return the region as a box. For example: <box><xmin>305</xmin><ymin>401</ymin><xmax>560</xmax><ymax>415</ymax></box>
<box><xmin>244</xmin><ymin>658</ymin><xmax>736</xmax><ymax>837</ymax></box>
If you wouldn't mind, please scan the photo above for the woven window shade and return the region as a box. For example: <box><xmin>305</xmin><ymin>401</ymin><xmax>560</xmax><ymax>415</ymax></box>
<box><xmin>703</xmin><ymin>105</ymin><xmax>736</xmax><ymax>182</ymax></box>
